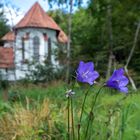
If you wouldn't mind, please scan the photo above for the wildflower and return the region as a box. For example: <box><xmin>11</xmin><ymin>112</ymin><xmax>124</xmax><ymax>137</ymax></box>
<box><xmin>65</xmin><ymin>89</ymin><xmax>75</xmax><ymax>98</ymax></box>
<box><xmin>106</xmin><ymin>68</ymin><xmax>129</xmax><ymax>93</ymax></box>
<box><xmin>76</xmin><ymin>61</ymin><xmax>99</xmax><ymax>85</ymax></box>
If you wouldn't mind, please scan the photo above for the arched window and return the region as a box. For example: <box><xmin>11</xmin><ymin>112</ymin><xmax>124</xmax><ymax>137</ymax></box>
<box><xmin>33</xmin><ymin>36</ymin><xmax>40</xmax><ymax>61</ymax></box>
<box><xmin>21</xmin><ymin>37</ymin><xmax>25</xmax><ymax>60</ymax></box>
<box><xmin>48</xmin><ymin>38</ymin><xmax>52</xmax><ymax>64</ymax></box>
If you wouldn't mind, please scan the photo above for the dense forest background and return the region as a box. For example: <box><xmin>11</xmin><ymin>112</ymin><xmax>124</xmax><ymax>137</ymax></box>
<box><xmin>0</xmin><ymin>0</ymin><xmax>140</xmax><ymax>87</ymax></box>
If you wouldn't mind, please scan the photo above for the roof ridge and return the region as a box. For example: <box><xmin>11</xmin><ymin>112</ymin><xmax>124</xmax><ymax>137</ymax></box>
<box><xmin>26</xmin><ymin>2</ymin><xmax>37</xmax><ymax>25</ymax></box>
<box><xmin>15</xmin><ymin>2</ymin><xmax>61</xmax><ymax>30</ymax></box>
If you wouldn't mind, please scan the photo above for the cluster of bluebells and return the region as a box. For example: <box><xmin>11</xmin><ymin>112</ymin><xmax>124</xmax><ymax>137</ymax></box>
<box><xmin>76</xmin><ymin>61</ymin><xmax>129</xmax><ymax>93</ymax></box>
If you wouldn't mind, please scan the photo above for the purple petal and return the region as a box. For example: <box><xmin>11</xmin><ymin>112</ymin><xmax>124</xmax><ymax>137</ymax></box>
<box><xmin>109</xmin><ymin>68</ymin><xmax>124</xmax><ymax>81</ymax></box>
<box><xmin>76</xmin><ymin>73</ymin><xmax>93</xmax><ymax>85</ymax></box>
<box><xmin>84</xmin><ymin>71</ymin><xmax>99</xmax><ymax>85</ymax></box>
<box><xmin>77</xmin><ymin>61</ymin><xmax>94</xmax><ymax>74</ymax></box>
<box><xmin>107</xmin><ymin>80</ymin><xmax>119</xmax><ymax>89</ymax></box>
<box><xmin>92</xmin><ymin>71</ymin><xmax>99</xmax><ymax>80</ymax></box>
<box><xmin>85</xmin><ymin>62</ymin><xmax>94</xmax><ymax>71</ymax></box>
<box><xmin>87</xmin><ymin>81</ymin><xmax>94</xmax><ymax>85</ymax></box>
<box><xmin>76</xmin><ymin>73</ymin><xmax>84</xmax><ymax>82</ymax></box>
<box><xmin>106</xmin><ymin>68</ymin><xmax>129</xmax><ymax>93</ymax></box>
<box><xmin>119</xmin><ymin>86</ymin><xmax>128</xmax><ymax>93</ymax></box>
<box><xmin>76</xmin><ymin>61</ymin><xmax>99</xmax><ymax>85</ymax></box>
<box><xmin>119</xmin><ymin>76</ymin><xmax>129</xmax><ymax>86</ymax></box>
<box><xmin>77</xmin><ymin>61</ymin><xmax>85</xmax><ymax>74</ymax></box>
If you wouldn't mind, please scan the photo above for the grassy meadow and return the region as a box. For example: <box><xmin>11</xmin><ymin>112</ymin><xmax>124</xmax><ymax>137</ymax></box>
<box><xmin>0</xmin><ymin>82</ymin><xmax>140</xmax><ymax>140</ymax></box>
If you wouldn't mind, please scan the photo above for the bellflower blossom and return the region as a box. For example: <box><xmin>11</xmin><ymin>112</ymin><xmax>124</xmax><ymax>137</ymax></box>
<box><xmin>106</xmin><ymin>68</ymin><xmax>129</xmax><ymax>93</ymax></box>
<box><xmin>76</xmin><ymin>61</ymin><xmax>99</xmax><ymax>85</ymax></box>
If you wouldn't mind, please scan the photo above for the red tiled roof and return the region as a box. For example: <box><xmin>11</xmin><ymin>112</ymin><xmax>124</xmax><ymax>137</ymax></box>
<box><xmin>1</xmin><ymin>31</ymin><xmax>15</xmax><ymax>41</ymax></box>
<box><xmin>15</xmin><ymin>2</ymin><xmax>60</xmax><ymax>30</ymax></box>
<box><xmin>0</xmin><ymin>47</ymin><xmax>14</xmax><ymax>68</ymax></box>
<box><xmin>58</xmin><ymin>31</ymin><xmax>68</xmax><ymax>44</ymax></box>
<box><xmin>0</xmin><ymin>2</ymin><xmax>67</xmax><ymax>43</ymax></box>
<box><xmin>15</xmin><ymin>2</ymin><xmax>68</xmax><ymax>43</ymax></box>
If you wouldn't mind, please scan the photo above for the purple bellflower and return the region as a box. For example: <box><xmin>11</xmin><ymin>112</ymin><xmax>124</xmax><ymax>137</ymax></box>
<box><xmin>76</xmin><ymin>61</ymin><xmax>99</xmax><ymax>85</ymax></box>
<box><xmin>106</xmin><ymin>68</ymin><xmax>129</xmax><ymax>93</ymax></box>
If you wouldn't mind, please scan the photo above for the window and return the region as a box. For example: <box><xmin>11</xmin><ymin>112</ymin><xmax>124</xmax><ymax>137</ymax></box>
<box><xmin>21</xmin><ymin>37</ymin><xmax>25</xmax><ymax>60</ymax></box>
<box><xmin>48</xmin><ymin>38</ymin><xmax>52</xmax><ymax>63</ymax></box>
<box><xmin>43</xmin><ymin>33</ymin><xmax>48</xmax><ymax>41</ymax></box>
<box><xmin>33</xmin><ymin>36</ymin><xmax>40</xmax><ymax>62</ymax></box>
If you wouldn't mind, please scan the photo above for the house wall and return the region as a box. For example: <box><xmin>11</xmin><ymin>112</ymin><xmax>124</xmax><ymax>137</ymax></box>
<box><xmin>3</xmin><ymin>41</ymin><xmax>14</xmax><ymax>48</ymax></box>
<box><xmin>0</xmin><ymin>27</ymin><xmax>60</xmax><ymax>81</ymax></box>
<box><xmin>14</xmin><ymin>27</ymin><xmax>59</xmax><ymax>80</ymax></box>
<box><xmin>0</xmin><ymin>42</ymin><xmax>15</xmax><ymax>81</ymax></box>
<box><xmin>0</xmin><ymin>69</ymin><xmax>15</xmax><ymax>81</ymax></box>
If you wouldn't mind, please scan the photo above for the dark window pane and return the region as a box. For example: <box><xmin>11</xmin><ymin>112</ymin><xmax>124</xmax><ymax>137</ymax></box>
<box><xmin>48</xmin><ymin>38</ymin><xmax>51</xmax><ymax>64</ymax></box>
<box><xmin>21</xmin><ymin>37</ymin><xmax>25</xmax><ymax>60</ymax></box>
<box><xmin>33</xmin><ymin>36</ymin><xmax>40</xmax><ymax>62</ymax></box>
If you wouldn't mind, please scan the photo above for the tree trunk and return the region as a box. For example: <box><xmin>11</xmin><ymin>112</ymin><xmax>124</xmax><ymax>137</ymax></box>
<box><xmin>106</xmin><ymin>51</ymin><xmax>113</xmax><ymax>79</ymax></box>
<box><xmin>66</xmin><ymin>0</ymin><xmax>73</xmax><ymax>83</ymax></box>
<box><xmin>106</xmin><ymin>4</ymin><xmax>114</xmax><ymax>80</ymax></box>
<box><xmin>124</xmin><ymin>66</ymin><xmax>137</xmax><ymax>91</ymax></box>
<box><xmin>124</xmin><ymin>21</ymin><xmax>140</xmax><ymax>91</ymax></box>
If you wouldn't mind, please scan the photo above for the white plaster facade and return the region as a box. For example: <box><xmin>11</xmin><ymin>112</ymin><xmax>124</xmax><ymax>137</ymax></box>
<box><xmin>0</xmin><ymin>28</ymin><xmax>61</xmax><ymax>81</ymax></box>
<box><xmin>14</xmin><ymin>28</ymin><xmax>59</xmax><ymax>80</ymax></box>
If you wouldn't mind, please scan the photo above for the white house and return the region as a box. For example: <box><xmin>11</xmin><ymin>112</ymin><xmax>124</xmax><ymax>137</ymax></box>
<box><xmin>0</xmin><ymin>2</ymin><xmax>67</xmax><ymax>81</ymax></box>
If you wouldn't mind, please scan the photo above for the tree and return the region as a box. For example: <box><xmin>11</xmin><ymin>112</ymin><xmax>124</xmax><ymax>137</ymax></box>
<box><xmin>48</xmin><ymin>0</ymin><xmax>86</xmax><ymax>83</ymax></box>
<box><xmin>86</xmin><ymin>0</ymin><xmax>140</xmax><ymax>86</ymax></box>
<box><xmin>0</xmin><ymin>3</ymin><xmax>10</xmax><ymax>39</ymax></box>
<box><xmin>46</xmin><ymin>0</ymin><xmax>140</xmax><ymax>86</ymax></box>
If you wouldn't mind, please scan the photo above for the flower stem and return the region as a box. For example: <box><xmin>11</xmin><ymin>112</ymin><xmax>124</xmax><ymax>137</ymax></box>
<box><xmin>71</xmin><ymin>97</ymin><xmax>75</xmax><ymax>140</ymax></box>
<box><xmin>68</xmin><ymin>97</ymin><xmax>70</xmax><ymax>140</ymax></box>
<box><xmin>67</xmin><ymin>81</ymin><xmax>76</xmax><ymax>140</ymax></box>
<box><xmin>85</xmin><ymin>87</ymin><xmax>103</xmax><ymax>139</ymax></box>
<box><xmin>78</xmin><ymin>86</ymin><xmax>92</xmax><ymax>140</ymax></box>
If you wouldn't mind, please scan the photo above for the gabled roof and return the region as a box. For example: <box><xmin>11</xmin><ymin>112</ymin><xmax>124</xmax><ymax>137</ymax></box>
<box><xmin>15</xmin><ymin>2</ymin><xmax>68</xmax><ymax>43</ymax></box>
<box><xmin>15</xmin><ymin>2</ymin><xmax>61</xmax><ymax>30</ymax></box>
<box><xmin>1</xmin><ymin>2</ymin><xmax>68</xmax><ymax>43</ymax></box>
<box><xmin>1</xmin><ymin>31</ymin><xmax>15</xmax><ymax>41</ymax></box>
<box><xmin>0</xmin><ymin>47</ymin><xmax>14</xmax><ymax>68</ymax></box>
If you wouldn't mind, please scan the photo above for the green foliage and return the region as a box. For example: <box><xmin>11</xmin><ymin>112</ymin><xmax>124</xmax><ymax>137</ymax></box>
<box><xmin>48</xmin><ymin>0</ymin><xmax>84</xmax><ymax>9</ymax></box>
<box><xmin>25</xmin><ymin>62</ymin><xmax>65</xmax><ymax>83</ymax></box>
<box><xmin>49</xmin><ymin>0</ymin><xmax>140</xmax><ymax>85</ymax></box>
<box><xmin>0</xmin><ymin>101</ymin><xmax>12</xmax><ymax>117</ymax></box>
<box><xmin>0</xmin><ymin>3</ymin><xmax>10</xmax><ymax>38</ymax></box>
<box><xmin>0</xmin><ymin>80</ymin><xmax>9</xmax><ymax>89</ymax></box>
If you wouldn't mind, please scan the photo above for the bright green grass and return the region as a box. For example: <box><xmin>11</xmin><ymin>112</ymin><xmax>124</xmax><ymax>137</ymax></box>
<box><xmin>0</xmin><ymin>83</ymin><xmax>140</xmax><ymax>139</ymax></box>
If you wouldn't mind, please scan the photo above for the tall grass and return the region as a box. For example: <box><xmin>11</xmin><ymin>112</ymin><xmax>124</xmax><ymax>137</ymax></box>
<box><xmin>0</xmin><ymin>83</ymin><xmax>140</xmax><ymax>139</ymax></box>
